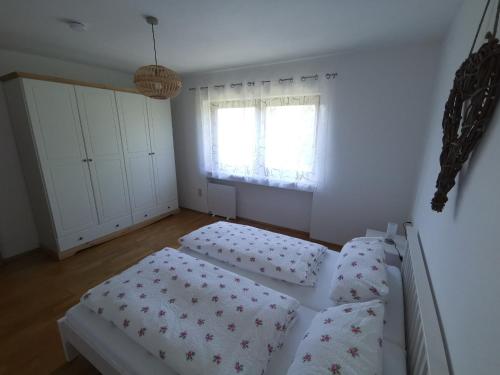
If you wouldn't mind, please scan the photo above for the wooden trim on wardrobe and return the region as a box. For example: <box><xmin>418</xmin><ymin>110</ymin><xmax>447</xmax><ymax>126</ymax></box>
<box><xmin>45</xmin><ymin>210</ymin><xmax>180</xmax><ymax>261</ymax></box>
<box><xmin>0</xmin><ymin>71</ymin><xmax>139</xmax><ymax>94</ymax></box>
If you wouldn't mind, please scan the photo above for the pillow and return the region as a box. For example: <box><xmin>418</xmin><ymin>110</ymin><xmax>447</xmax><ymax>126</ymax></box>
<box><xmin>349</xmin><ymin>237</ymin><xmax>386</xmax><ymax>262</ymax></box>
<box><xmin>330</xmin><ymin>238</ymin><xmax>389</xmax><ymax>304</ymax></box>
<box><xmin>287</xmin><ymin>300</ymin><xmax>385</xmax><ymax>375</ymax></box>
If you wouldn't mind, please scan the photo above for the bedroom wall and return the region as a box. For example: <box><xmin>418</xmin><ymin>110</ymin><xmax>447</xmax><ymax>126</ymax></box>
<box><xmin>308</xmin><ymin>44</ymin><xmax>439</xmax><ymax>244</ymax></box>
<box><xmin>0</xmin><ymin>48</ymin><xmax>133</xmax><ymax>258</ymax></box>
<box><xmin>411</xmin><ymin>1</ymin><xmax>500</xmax><ymax>374</ymax></box>
<box><xmin>172</xmin><ymin>63</ymin><xmax>318</xmax><ymax>232</ymax></box>
<box><xmin>171</xmin><ymin>42</ymin><xmax>440</xmax><ymax>241</ymax></box>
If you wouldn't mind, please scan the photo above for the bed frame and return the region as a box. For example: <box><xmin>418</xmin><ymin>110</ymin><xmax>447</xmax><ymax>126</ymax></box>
<box><xmin>402</xmin><ymin>224</ymin><xmax>451</xmax><ymax>375</ymax></box>
<box><xmin>58</xmin><ymin>319</ymin><xmax>122</xmax><ymax>375</ymax></box>
<box><xmin>58</xmin><ymin>224</ymin><xmax>451</xmax><ymax>375</ymax></box>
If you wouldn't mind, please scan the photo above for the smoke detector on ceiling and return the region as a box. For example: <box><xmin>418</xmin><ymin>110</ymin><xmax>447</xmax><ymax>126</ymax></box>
<box><xmin>65</xmin><ymin>20</ymin><xmax>88</xmax><ymax>32</ymax></box>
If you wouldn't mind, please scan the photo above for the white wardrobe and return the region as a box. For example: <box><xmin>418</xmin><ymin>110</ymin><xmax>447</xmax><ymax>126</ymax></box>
<box><xmin>3</xmin><ymin>76</ymin><xmax>178</xmax><ymax>258</ymax></box>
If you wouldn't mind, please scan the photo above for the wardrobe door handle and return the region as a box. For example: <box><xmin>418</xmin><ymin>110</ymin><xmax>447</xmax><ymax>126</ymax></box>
<box><xmin>82</xmin><ymin>159</ymin><xmax>88</xmax><ymax>163</ymax></box>
<box><xmin>88</xmin><ymin>158</ymin><xmax>93</xmax><ymax>162</ymax></box>
<box><xmin>115</xmin><ymin>224</ymin><xmax>120</xmax><ymax>228</ymax></box>
<box><xmin>78</xmin><ymin>236</ymin><xmax>84</xmax><ymax>241</ymax></box>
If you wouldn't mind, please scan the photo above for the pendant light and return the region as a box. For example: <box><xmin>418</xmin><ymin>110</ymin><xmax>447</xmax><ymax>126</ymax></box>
<box><xmin>134</xmin><ymin>16</ymin><xmax>182</xmax><ymax>99</ymax></box>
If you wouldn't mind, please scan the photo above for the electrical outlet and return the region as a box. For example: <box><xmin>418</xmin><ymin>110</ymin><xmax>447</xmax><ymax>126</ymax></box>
<box><xmin>197</xmin><ymin>188</ymin><xmax>203</xmax><ymax>197</ymax></box>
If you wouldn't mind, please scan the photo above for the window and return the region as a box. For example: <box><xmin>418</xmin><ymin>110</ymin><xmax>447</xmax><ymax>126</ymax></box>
<box><xmin>205</xmin><ymin>95</ymin><xmax>320</xmax><ymax>190</ymax></box>
<box><xmin>264</xmin><ymin>104</ymin><xmax>317</xmax><ymax>175</ymax></box>
<box><xmin>216</xmin><ymin>106</ymin><xmax>257</xmax><ymax>172</ymax></box>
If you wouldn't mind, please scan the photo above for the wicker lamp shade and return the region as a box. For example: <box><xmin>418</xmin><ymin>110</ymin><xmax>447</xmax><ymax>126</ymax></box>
<box><xmin>135</xmin><ymin>16</ymin><xmax>182</xmax><ymax>100</ymax></box>
<box><xmin>134</xmin><ymin>64</ymin><xmax>182</xmax><ymax>99</ymax></box>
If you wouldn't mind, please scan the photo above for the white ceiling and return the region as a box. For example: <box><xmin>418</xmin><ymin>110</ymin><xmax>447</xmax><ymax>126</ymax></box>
<box><xmin>0</xmin><ymin>0</ymin><xmax>462</xmax><ymax>74</ymax></box>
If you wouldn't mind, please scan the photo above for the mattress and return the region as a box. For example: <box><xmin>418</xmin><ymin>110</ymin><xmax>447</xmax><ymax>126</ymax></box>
<box><xmin>65</xmin><ymin>303</ymin><xmax>406</xmax><ymax>375</ymax></box>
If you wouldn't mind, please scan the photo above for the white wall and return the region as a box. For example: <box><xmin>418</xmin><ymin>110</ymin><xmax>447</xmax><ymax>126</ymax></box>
<box><xmin>309</xmin><ymin>44</ymin><xmax>439</xmax><ymax>244</ymax></box>
<box><xmin>171</xmin><ymin>43</ymin><xmax>440</xmax><ymax>241</ymax></box>
<box><xmin>411</xmin><ymin>1</ymin><xmax>500</xmax><ymax>373</ymax></box>
<box><xmin>0</xmin><ymin>49</ymin><xmax>133</xmax><ymax>258</ymax></box>
<box><xmin>171</xmin><ymin>64</ymin><xmax>317</xmax><ymax>232</ymax></box>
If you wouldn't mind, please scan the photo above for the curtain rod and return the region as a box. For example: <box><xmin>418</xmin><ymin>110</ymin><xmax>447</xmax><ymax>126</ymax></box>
<box><xmin>187</xmin><ymin>72</ymin><xmax>338</xmax><ymax>91</ymax></box>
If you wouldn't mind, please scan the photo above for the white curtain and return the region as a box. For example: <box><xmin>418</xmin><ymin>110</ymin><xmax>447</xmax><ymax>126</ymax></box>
<box><xmin>194</xmin><ymin>75</ymin><xmax>331</xmax><ymax>192</ymax></box>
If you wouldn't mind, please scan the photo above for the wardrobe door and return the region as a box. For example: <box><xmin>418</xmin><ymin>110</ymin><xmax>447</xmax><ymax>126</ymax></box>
<box><xmin>116</xmin><ymin>92</ymin><xmax>157</xmax><ymax>222</ymax></box>
<box><xmin>148</xmin><ymin>98</ymin><xmax>178</xmax><ymax>211</ymax></box>
<box><xmin>75</xmin><ymin>86</ymin><xmax>132</xmax><ymax>229</ymax></box>
<box><xmin>22</xmin><ymin>79</ymin><xmax>98</xmax><ymax>237</ymax></box>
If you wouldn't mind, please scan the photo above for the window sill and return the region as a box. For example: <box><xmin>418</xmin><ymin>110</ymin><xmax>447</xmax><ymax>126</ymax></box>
<box><xmin>207</xmin><ymin>174</ymin><xmax>316</xmax><ymax>193</ymax></box>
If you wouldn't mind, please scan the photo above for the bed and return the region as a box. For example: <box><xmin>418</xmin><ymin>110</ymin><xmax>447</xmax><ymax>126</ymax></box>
<box><xmin>58</xmin><ymin>224</ymin><xmax>450</xmax><ymax>375</ymax></box>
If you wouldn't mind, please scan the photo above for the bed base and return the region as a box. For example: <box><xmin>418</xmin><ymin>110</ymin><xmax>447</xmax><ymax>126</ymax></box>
<box><xmin>402</xmin><ymin>224</ymin><xmax>450</xmax><ymax>375</ymax></box>
<box><xmin>57</xmin><ymin>317</ymin><xmax>122</xmax><ymax>375</ymax></box>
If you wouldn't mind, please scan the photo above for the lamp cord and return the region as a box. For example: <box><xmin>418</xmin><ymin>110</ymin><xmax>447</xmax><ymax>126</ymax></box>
<box><xmin>151</xmin><ymin>23</ymin><xmax>158</xmax><ymax>67</ymax></box>
<box><xmin>494</xmin><ymin>0</ymin><xmax>500</xmax><ymax>37</ymax></box>
<box><xmin>470</xmin><ymin>0</ymin><xmax>500</xmax><ymax>56</ymax></box>
<box><xmin>393</xmin><ymin>220</ymin><xmax>412</xmax><ymax>261</ymax></box>
<box><xmin>391</xmin><ymin>242</ymin><xmax>403</xmax><ymax>261</ymax></box>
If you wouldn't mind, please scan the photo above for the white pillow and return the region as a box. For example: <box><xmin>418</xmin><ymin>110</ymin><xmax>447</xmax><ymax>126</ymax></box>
<box><xmin>287</xmin><ymin>300</ymin><xmax>385</xmax><ymax>375</ymax></box>
<box><xmin>330</xmin><ymin>238</ymin><xmax>389</xmax><ymax>304</ymax></box>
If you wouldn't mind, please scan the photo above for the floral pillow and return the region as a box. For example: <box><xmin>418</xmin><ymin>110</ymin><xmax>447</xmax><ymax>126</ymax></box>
<box><xmin>330</xmin><ymin>237</ymin><xmax>389</xmax><ymax>304</ymax></box>
<box><xmin>287</xmin><ymin>300</ymin><xmax>385</xmax><ymax>375</ymax></box>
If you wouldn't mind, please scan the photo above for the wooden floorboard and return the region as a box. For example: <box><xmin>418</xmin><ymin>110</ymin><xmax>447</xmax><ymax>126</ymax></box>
<box><xmin>0</xmin><ymin>209</ymin><xmax>339</xmax><ymax>374</ymax></box>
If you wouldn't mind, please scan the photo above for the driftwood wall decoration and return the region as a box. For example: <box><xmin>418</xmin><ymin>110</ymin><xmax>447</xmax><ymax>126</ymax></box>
<box><xmin>432</xmin><ymin>0</ymin><xmax>500</xmax><ymax>212</ymax></box>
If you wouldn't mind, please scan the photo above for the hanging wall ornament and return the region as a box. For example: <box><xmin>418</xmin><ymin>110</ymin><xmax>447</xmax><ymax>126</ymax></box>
<box><xmin>432</xmin><ymin>0</ymin><xmax>500</xmax><ymax>212</ymax></box>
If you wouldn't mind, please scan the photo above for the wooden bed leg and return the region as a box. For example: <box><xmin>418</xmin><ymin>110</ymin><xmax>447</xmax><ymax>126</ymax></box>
<box><xmin>57</xmin><ymin>318</ymin><xmax>79</xmax><ymax>362</ymax></box>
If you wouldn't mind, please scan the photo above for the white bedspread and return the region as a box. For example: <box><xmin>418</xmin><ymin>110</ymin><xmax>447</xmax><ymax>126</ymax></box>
<box><xmin>180</xmin><ymin>247</ymin><xmax>336</xmax><ymax>311</ymax></box>
<box><xmin>64</xmin><ymin>303</ymin><xmax>406</xmax><ymax>375</ymax></box>
<box><xmin>81</xmin><ymin>248</ymin><xmax>300</xmax><ymax>375</ymax></box>
<box><xmin>179</xmin><ymin>221</ymin><xmax>327</xmax><ymax>286</ymax></box>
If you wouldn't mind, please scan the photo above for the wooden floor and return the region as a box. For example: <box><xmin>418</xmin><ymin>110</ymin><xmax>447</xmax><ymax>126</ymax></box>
<box><xmin>0</xmin><ymin>209</ymin><xmax>339</xmax><ymax>374</ymax></box>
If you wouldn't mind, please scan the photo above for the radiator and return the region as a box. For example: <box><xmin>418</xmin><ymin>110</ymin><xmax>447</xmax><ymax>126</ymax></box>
<box><xmin>207</xmin><ymin>182</ymin><xmax>236</xmax><ymax>219</ymax></box>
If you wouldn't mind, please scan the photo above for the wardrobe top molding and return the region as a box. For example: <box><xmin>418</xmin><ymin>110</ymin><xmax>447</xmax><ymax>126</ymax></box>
<box><xmin>0</xmin><ymin>71</ymin><xmax>139</xmax><ymax>94</ymax></box>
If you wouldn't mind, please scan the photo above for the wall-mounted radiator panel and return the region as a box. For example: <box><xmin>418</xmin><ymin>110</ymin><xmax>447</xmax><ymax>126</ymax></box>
<box><xmin>207</xmin><ymin>183</ymin><xmax>236</xmax><ymax>219</ymax></box>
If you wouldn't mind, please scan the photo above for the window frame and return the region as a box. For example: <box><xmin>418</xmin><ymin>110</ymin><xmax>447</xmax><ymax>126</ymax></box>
<box><xmin>205</xmin><ymin>94</ymin><xmax>321</xmax><ymax>190</ymax></box>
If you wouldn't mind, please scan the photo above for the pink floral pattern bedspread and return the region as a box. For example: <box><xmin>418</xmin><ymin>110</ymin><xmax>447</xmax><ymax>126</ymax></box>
<box><xmin>81</xmin><ymin>248</ymin><xmax>299</xmax><ymax>375</ymax></box>
<box><xmin>179</xmin><ymin>221</ymin><xmax>327</xmax><ymax>286</ymax></box>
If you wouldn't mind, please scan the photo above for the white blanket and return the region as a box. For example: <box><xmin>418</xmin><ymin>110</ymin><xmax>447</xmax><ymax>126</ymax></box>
<box><xmin>81</xmin><ymin>248</ymin><xmax>300</xmax><ymax>375</ymax></box>
<box><xmin>179</xmin><ymin>221</ymin><xmax>327</xmax><ymax>286</ymax></box>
